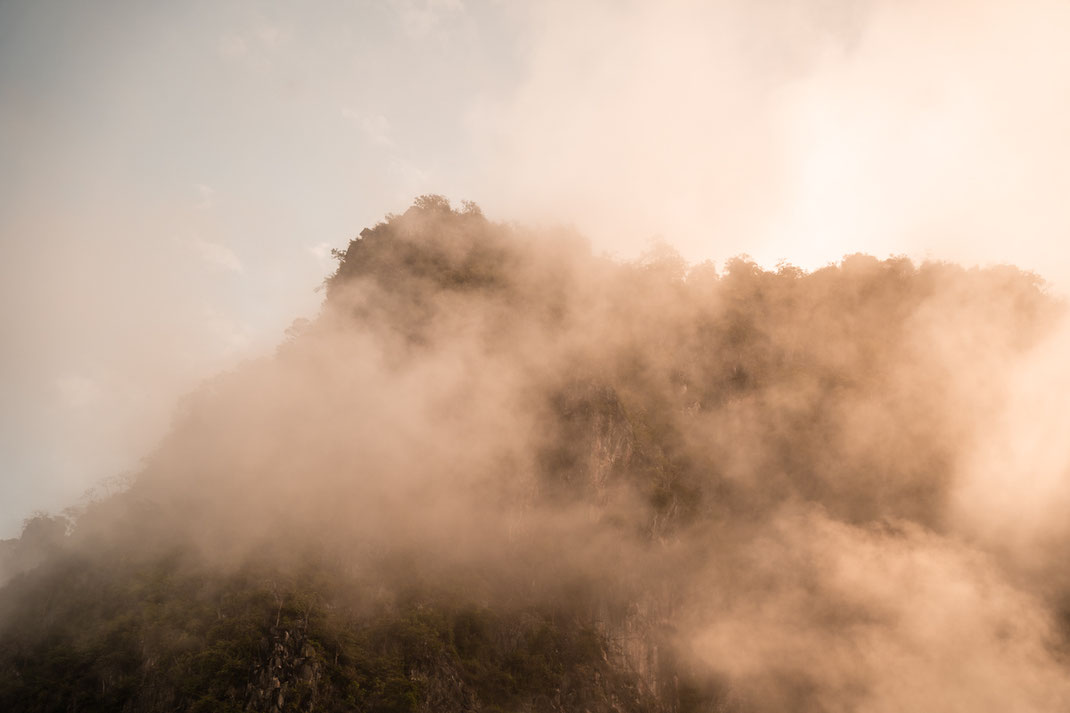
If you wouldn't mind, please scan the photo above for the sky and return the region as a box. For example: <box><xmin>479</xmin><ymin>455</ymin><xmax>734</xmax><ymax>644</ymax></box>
<box><xmin>2</xmin><ymin>0</ymin><xmax>1069</xmax><ymax>537</ymax></box>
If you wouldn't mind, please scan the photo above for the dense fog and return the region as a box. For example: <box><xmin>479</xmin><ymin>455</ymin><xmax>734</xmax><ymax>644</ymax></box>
<box><xmin>3</xmin><ymin>197</ymin><xmax>1067</xmax><ymax>711</ymax></box>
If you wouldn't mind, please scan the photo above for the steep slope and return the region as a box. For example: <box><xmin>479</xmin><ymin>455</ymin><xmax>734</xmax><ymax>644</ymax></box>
<box><xmin>1</xmin><ymin>197</ymin><xmax>1067</xmax><ymax>712</ymax></box>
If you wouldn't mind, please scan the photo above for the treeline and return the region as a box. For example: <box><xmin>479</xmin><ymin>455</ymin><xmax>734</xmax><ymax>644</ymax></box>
<box><xmin>0</xmin><ymin>197</ymin><xmax>1064</xmax><ymax>712</ymax></box>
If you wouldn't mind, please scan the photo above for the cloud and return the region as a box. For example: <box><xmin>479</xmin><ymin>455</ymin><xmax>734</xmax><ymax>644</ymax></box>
<box><xmin>201</xmin><ymin>305</ymin><xmax>253</xmax><ymax>359</ymax></box>
<box><xmin>193</xmin><ymin>184</ymin><xmax>215</xmax><ymax>210</ymax></box>
<box><xmin>306</xmin><ymin>242</ymin><xmax>333</xmax><ymax>261</ymax></box>
<box><xmin>189</xmin><ymin>236</ymin><xmax>244</xmax><ymax>274</ymax></box>
<box><xmin>52</xmin><ymin>375</ymin><xmax>103</xmax><ymax>409</ymax></box>
<box><xmin>691</xmin><ymin>510</ymin><xmax>1070</xmax><ymax>712</ymax></box>
<box><xmin>953</xmin><ymin>314</ymin><xmax>1070</xmax><ymax>585</ymax></box>
<box><xmin>474</xmin><ymin>0</ymin><xmax>1070</xmax><ymax>287</ymax></box>
<box><xmin>391</xmin><ymin>0</ymin><xmax>465</xmax><ymax>39</ymax></box>
<box><xmin>255</xmin><ymin>25</ymin><xmax>288</xmax><ymax>50</ymax></box>
<box><xmin>388</xmin><ymin>156</ymin><xmax>432</xmax><ymax>198</ymax></box>
<box><xmin>217</xmin><ymin>33</ymin><xmax>249</xmax><ymax>60</ymax></box>
<box><xmin>306</xmin><ymin>241</ymin><xmax>336</xmax><ymax>272</ymax></box>
<box><xmin>341</xmin><ymin>109</ymin><xmax>395</xmax><ymax>147</ymax></box>
<box><xmin>8</xmin><ymin>201</ymin><xmax>1070</xmax><ymax>708</ymax></box>
<box><xmin>217</xmin><ymin>24</ymin><xmax>290</xmax><ymax>68</ymax></box>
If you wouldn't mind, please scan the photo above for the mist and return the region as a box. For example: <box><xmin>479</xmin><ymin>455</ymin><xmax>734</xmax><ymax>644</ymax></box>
<box><xmin>3</xmin><ymin>198</ymin><xmax>1068</xmax><ymax>711</ymax></box>
<box><xmin>5</xmin><ymin>1</ymin><xmax>1070</xmax><ymax>535</ymax></box>
<box><xmin>481</xmin><ymin>0</ymin><xmax>1070</xmax><ymax>279</ymax></box>
<box><xmin>3</xmin><ymin>1</ymin><xmax>1070</xmax><ymax>711</ymax></box>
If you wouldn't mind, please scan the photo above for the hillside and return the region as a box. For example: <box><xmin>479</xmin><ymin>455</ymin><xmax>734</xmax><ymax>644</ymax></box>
<box><xmin>1</xmin><ymin>196</ymin><xmax>1068</xmax><ymax>712</ymax></box>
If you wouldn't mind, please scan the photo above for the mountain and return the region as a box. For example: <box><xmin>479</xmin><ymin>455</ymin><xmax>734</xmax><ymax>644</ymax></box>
<box><xmin>1</xmin><ymin>196</ymin><xmax>1067</xmax><ymax>712</ymax></box>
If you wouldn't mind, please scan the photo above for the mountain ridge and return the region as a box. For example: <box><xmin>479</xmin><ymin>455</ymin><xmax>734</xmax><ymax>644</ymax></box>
<box><xmin>1</xmin><ymin>196</ymin><xmax>1067</xmax><ymax>712</ymax></box>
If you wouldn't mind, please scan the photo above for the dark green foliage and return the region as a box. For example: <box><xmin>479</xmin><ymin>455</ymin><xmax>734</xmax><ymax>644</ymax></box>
<box><xmin>0</xmin><ymin>553</ymin><xmax>659</xmax><ymax>713</ymax></box>
<box><xmin>0</xmin><ymin>197</ymin><xmax>1063</xmax><ymax>712</ymax></box>
<box><xmin>0</xmin><ymin>557</ymin><xmax>277</xmax><ymax>713</ymax></box>
<box><xmin>328</xmin><ymin>195</ymin><xmax>507</xmax><ymax>296</ymax></box>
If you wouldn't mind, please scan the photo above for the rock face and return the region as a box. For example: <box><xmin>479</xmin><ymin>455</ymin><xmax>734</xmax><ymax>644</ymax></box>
<box><xmin>245</xmin><ymin>625</ymin><xmax>322</xmax><ymax>713</ymax></box>
<box><xmin>3</xmin><ymin>198</ymin><xmax>1062</xmax><ymax>712</ymax></box>
<box><xmin>236</xmin><ymin>610</ymin><xmax>671</xmax><ymax>713</ymax></box>
<box><xmin>230</xmin><ymin>379</ymin><xmax>693</xmax><ymax>713</ymax></box>
<box><xmin>539</xmin><ymin>382</ymin><xmax>642</xmax><ymax>500</ymax></box>
<box><xmin>0</xmin><ymin>375</ymin><xmax>711</xmax><ymax>713</ymax></box>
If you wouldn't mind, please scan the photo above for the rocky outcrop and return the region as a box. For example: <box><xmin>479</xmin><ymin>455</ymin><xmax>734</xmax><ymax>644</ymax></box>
<box><xmin>244</xmin><ymin>624</ymin><xmax>323</xmax><ymax>713</ymax></box>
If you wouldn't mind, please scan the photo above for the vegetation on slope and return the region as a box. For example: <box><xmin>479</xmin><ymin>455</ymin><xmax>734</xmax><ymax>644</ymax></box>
<box><xmin>0</xmin><ymin>197</ymin><xmax>1066</xmax><ymax>712</ymax></box>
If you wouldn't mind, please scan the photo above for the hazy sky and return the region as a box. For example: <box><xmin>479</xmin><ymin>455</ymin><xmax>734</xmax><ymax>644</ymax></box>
<box><xmin>2</xmin><ymin>0</ymin><xmax>1069</xmax><ymax>537</ymax></box>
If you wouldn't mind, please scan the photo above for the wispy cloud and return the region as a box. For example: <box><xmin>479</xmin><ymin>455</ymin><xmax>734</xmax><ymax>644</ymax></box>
<box><xmin>189</xmin><ymin>236</ymin><xmax>244</xmax><ymax>274</ymax></box>
<box><xmin>52</xmin><ymin>374</ymin><xmax>102</xmax><ymax>409</ymax></box>
<box><xmin>342</xmin><ymin>109</ymin><xmax>394</xmax><ymax>147</ymax></box>
<box><xmin>255</xmin><ymin>25</ymin><xmax>288</xmax><ymax>50</ymax></box>
<box><xmin>217</xmin><ymin>23</ymin><xmax>290</xmax><ymax>68</ymax></box>
<box><xmin>306</xmin><ymin>242</ymin><xmax>336</xmax><ymax>272</ymax></box>
<box><xmin>217</xmin><ymin>34</ymin><xmax>250</xmax><ymax>60</ymax></box>
<box><xmin>391</xmin><ymin>0</ymin><xmax>464</xmax><ymax>39</ymax></box>
<box><xmin>388</xmin><ymin>156</ymin><xmax>431</xmax><ymax>198</ymax></box>
<box><xmin>194</xmin><ymin>183</ymin><xmax>215</xmax><ymax>210</ymax></box>
<box><xmin>201</xmin><ymin>305</ymin><xmax>253</xmax><ymax>358</ymax></box>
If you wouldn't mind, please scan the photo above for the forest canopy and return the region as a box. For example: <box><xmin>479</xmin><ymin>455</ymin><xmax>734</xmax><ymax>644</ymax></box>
<box><xmin>1</xmin><ymin>197</ymin><xmax>1067</xmax><ymax>713</ymax></box>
